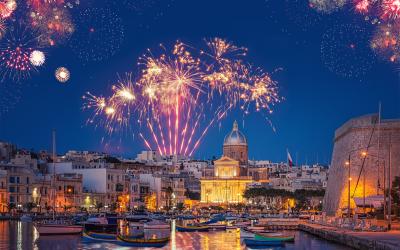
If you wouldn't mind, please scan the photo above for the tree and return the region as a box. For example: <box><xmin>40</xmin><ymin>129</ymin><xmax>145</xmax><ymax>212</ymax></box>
<box><xmin>24</xmin><ymin>202</ymin><xmax>36</xmax><ymax>213</ymax></box>
<box><xmin>96</xmin><ymin>202</ymin><xmax>104</xmax><ymax>213</ymax></box>
<box><xmin>176</xmin><ymin>202</ymin><xmax>185</xmax><ymax>212</ymax></box>
<box><xmin>165</xmin><ymin>187</ymin><xmax>174</xmax><ymax>211</ymax></box>
<box><xmin>7</xmin><ymin>203</ymin><xmax>16</xmax><ymax>214</ymax></box>
<box><xmin>110</xmin><ymin>202</ymin><xmax>118</xmax><ymax>212</ymax></box>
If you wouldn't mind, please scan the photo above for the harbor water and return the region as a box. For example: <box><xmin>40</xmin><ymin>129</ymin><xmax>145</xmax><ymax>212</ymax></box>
<box><xmin>0</xmin><ymin>220</ymin><xmax>352</xmax><ymax>250</ymax></box>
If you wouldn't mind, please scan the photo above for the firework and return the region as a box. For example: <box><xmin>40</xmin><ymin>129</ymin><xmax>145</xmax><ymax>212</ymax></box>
<box><xmin>0</xmin><ymin>21</ymin><xmax>42</xmax><ymax>82</ymax></box>
<box><xmin>371</xmin><ymin>22</ymin><xmax>400</xmax><ymax>62</ymax></box>
<box><xmin>321</xmin><ymin>24</ymin><xmax>375</xmax><ymax>78</ymax></box>
<box><xmin>381</xmin><ymin>0</ymin><xmax>400</xmax><ymax>19</ymax></box>
<box><xmin>29</xmin><ymin>50</ymin><xmax>45</xmax><ymax>66</ymax></box>
<box><xmin>55</xmin><ymin>66</ymin><xmax>70</xmax><ymax>82</ymax></box>
<box><xmin>69</xmin><ymin>8</ymin><xmax>124</xmax><ymax>62</ymax></box>
<box><xmin>309</xmin><ymin>0</ymin><xmax>347</xmax><ymax>14</ymax></box>
<box><xmin>0</xmin><ymin>18</ymin><xmax>6</xmax><ymax>39</ymax></box>
<box><xmin>0</xmin><ymin>0</ymin><xmax>16</xmax><ymax>19</ymax></box>
<box><xmin>29</xmin><ymin>5</ymin><xmax>75</xmax><ymax>47</ymax></box>
<box><xmin>84</xmin><ymin>39</ymin><xmax>281</xmax><ymax>157</ymax></box>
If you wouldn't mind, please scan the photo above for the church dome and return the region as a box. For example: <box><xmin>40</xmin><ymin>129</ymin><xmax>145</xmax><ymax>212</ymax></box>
<box><xmin>223</xmin><ymin>121</ymin><xmax>247</xmax><ymax>146</ymax></box>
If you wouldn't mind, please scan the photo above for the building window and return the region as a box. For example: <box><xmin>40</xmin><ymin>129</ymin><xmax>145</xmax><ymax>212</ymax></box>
<box><xmin>9</xmin><ymin>187</ymin><xmax>15</xmax><ymax>193</ymax></box>
<box><xmin>26</xmin><ymin>177</ymin><xmax>29</xmax><ymax>184</ymax></box>
<box><xmin>9</xmin><ymin>177</ymin><xmax>15</xmax><ymax>183</ymax></box>
<box><xmin>26</xmin><ymin>187</ymin><xmax>29</xmax><ymax>194</ymax></box>
<box><xmin>59</xmin><ymin>186</ymin><xmax>62</xmax><ymax>191</ymax></box>
<box><xmin>16</xmin><ymin>177</ymin><xmax>20</xmax><ymax>184</ymax></box>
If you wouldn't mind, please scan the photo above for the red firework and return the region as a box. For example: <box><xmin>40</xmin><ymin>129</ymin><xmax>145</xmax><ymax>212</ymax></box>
<box><xmin>354</xmin><ymin>0</ymin><xmax>371</xmax><ymax>13</ymax></box>
<box><xmin>0</xmin><ymin>0</ymin><xmax>16</xmax><ymax>19</ymax></box>
<box><xmin>382</xmin><ymin>0</ymin><xmax>400</xmax><ymax>19</ymax></box>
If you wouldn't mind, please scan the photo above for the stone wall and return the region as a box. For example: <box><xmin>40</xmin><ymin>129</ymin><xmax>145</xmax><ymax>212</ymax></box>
<box><xmin>323</xmin><ymin>114</ymin><xmax>400</xmax><ymax>216</ymax></box>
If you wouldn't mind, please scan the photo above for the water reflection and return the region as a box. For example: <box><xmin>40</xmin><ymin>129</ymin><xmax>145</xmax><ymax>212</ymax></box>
<box><xmin>0</xmin><ymin>221</ymin><xmax>351</xmax><ymax>250</ymax></box>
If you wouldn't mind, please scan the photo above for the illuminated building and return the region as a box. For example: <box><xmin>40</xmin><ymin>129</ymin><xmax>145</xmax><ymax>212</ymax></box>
<box><xmin>324</xmin><ymin>114</ymin><xmax>400</xmax><ymax>216</ymax></box>
<box><xmin>200</xmin><ymin>121</ymin><xmax>252</xmax><ymax>204</ymax></box>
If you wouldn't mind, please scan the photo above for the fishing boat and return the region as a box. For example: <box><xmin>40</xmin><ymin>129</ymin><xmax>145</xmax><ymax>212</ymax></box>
<box><xmin>175</xmin><ymin>224</ymin><xmax>209</xmax><ymax>232</ymax></box>
<box><xmin>240</xmin><ymin>228</ymin><xmax>255</xmax><ymax>239</ymax></box>
<box><xmin>20</xmin><ymin>214</ymin><xmax>33</xmax><ymax>222</ymax></box>
<box><xmin>254</xmin><ymin>233</ymin><xmax>295</xmax><ymax>242</ymax></box>
<box><xmin>243</xmin><ymin>238</ymin><xmax>284</xmax><ymax>247</ymax></box>
<box><xmin>208</xmin><ymin>223</ymin><xmax>226</xmax><ymax>231</ymax></box>
<box><xmin>117</xmin><ymin>234</ymin><xmax>170</xmax><ymax>247</ymax></box>
<box><xmin>35</xmin><ymin>221</ymin><xmax>83</xmax><ymax>235</ymax></box>
<box><xmin>144</xmin><ymin>220</ymin><xmax>170</xmax><ymax>230</ymax></box>
<box><xmin>83</xmin><ymin>214</ymin><xmax>118</xmax><ymax>233</ymax></box>
<box><xmin>84</xmin><ymin>231</ymin><xmax>117</xmax><ymax>240</ymax></box>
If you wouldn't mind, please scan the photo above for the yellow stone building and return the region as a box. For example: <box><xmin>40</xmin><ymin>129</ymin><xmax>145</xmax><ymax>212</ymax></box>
<box><xmin>200</xmin><ymin>122</ymin><xmax>252</xmax><ymax>204</ymax></box>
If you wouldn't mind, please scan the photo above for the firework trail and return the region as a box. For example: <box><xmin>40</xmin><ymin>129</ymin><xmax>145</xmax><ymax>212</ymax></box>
<box><xmin>83</xmin><ymin>38</ymin><xmax>281</xmax><ymax>157</ymax></box>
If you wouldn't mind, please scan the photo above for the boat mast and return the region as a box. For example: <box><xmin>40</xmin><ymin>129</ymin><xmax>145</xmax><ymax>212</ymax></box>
<box><xmin>52</xmin><ymin>130</ymin><xmax>56</xmax><ymax>220</ymax></box>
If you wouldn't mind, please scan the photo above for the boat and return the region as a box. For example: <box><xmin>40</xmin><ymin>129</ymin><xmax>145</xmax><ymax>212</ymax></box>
<box><xmin>175</xmin><ymin>224</ymin><xmax>209</xmax><ymax>232</ymax></box>
<box><xmin>240</xmin><ymin>228</ymin><xmax>255</xmax><ymax>239</ymax></box>
<box><xmin>83</xmin><ymin>214</ymin><xmax>118</xmax><ymax>233</ymax></box>
<box><xmin>117</xmin><ymin>234</ymin><xmax>170</xmax><ymax>247</ymax></box>
<box><xmin>20</xmin><ymin>214</ymin><xmax>33</xmax><ymax>222</ymax></box>
<box><xmin>208</xmin><ymin>223</ymin><xmax>226</xmax><ymax>231</ymax></box>
<box><xmin>84</xmin><ymin>231</ymin><xmax>116</xmax><ymax>240</ymax></box>
<box><xmin>243</xmin><ymin>238</ymin><xmax>284</xmax><ymax>247</ymax></box>
<box><xmin>34</xmin><ymin>221</ymin><xmax>83</xmax><ymax>236</ymax></box>
<box><xmin>144</xmin><ymin>220</ymin><xmax>170</xmax><ymax>230</ymax></box>
<box><xmin>254</xmin><ymin>233</ymin><xmax>295</xmax><ymax>242</ymax></box>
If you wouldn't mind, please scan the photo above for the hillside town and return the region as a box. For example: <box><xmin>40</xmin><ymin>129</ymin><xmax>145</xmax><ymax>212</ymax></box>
<box><xmin>0</xmin><ymin>122</ymin><xmax>328</xmax><ymax>215</ymax></box>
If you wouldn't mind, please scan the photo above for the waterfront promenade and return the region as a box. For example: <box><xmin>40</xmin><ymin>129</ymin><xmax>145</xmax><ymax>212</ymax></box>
<box><xmin>300</xmin><ymin>222</ymin><xmax>400</xmax><ymax>250</ymax></box>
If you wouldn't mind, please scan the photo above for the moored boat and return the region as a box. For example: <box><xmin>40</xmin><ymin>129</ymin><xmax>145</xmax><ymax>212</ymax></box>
<box><xmin>144</xmin><ymin>220</ymin><xmax>170</xmax><ymax>230</ymax></box>
<box><xmin>243</xmin><ymin>238</ymin><xmax>284</xmax><ymax>247</ymax></box>
<box><xmin>34</xmin><ymin>222</ymin><xmax>83</xmax><ymax>236</ymax></box>
<box><xmin>175</xmin><ymin>224</ymin><xmax>209</xmax><ymax>232</ymax></box>
<box><xmin>117</xmin><ymin>234</ymin><xmax>170</xmax><ymax>247</ymax></box>
<box><xmin>20</xmin><ymin>214</ymin><xmax>33</xmax><ymax>222</ymax></box>
<box><xmin>254</xmin><ymin>233</ymin><xmax>295</xmax><ymax>242</ymax></box>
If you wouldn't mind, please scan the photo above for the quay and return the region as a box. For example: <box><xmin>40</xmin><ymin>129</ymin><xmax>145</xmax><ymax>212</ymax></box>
<box><xmin>299</xmin><ymin>222</ymin><xmax>400</xmax><ymax>250</ymax></box>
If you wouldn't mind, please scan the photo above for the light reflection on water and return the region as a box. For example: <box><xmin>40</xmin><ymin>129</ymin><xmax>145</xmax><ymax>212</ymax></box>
<box><xmin>0</xmin><ymin>221</ymin><xmax>351</xmax><ymax>250</ymax></box>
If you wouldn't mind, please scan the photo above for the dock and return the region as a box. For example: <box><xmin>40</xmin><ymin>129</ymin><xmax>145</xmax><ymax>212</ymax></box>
<box><xmin>299</xmin><ymin>222</ymin><xmax>400</xmax><ymax>250</ymax></box>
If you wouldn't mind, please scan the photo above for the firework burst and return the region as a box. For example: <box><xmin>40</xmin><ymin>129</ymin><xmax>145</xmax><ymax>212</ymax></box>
<box><xmin>29</xmin><ymin>5</ymin><xmax>75</xmax><ymax>47</ymax></box>
<box><xmin>0</xmin><ymin>21</ymin><xmax>43</xmax><ymax>82</ymax></box>
<box><xmin>69</xmin><ymin>8</ymin><xmax>124</xmax><ymax>62</ymax></box>
<box><xmin>55</xmin><ymin>66</ymin><xmax>70</xmax><ymax>82</ymax></box>
<box><xmin>84</xmin><ymin>39</ymin><xmax>281</xmax><ymax>157</ymax></box>
<box><xmin>371</xmin><ymin>22</ymin><xmax>400</xmax><ymax>62</ymax></box>
<box><xmin>309</xmin><ymin>0</ymin><xmax>347</xmax><ymax>14</ymax></box>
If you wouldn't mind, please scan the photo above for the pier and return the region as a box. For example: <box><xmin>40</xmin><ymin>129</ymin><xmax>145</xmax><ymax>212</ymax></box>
<box><xmin>299</xmin><ymin>222</ymin><xmax>400</xmax><ymax>250</ymax></box>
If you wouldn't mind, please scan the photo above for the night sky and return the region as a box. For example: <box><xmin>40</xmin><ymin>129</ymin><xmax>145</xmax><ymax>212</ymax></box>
<box><xmin>0</xmin><ymin>0</ymin><xmax>399</xmax><ymax>164</ymax></box>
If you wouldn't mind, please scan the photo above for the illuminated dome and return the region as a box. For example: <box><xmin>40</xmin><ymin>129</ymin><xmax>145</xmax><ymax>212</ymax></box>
<box><xmin>223</xmin><ymin>121</ymin><xmax>247</xmax><ymax>146</ymax></box>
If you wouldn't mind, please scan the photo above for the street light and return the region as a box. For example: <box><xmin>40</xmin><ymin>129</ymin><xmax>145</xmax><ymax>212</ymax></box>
<box><xmin>345</xmin><ymin>148</ymin><xmax>367</xmax><ymax>218</ymax></box>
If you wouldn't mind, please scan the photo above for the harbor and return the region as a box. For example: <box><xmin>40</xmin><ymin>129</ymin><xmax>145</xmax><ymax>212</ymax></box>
<box><xmin>0</xmin><ymin>219</ymin><xmax>351</xmax><ymax>250</ymax></box>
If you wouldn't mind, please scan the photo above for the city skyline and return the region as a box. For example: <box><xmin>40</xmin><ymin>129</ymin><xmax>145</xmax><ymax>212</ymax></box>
<box><xmin>0</xmin><ymin>1</ymin><xmax>399</xmax><ymax>164</ymax></box>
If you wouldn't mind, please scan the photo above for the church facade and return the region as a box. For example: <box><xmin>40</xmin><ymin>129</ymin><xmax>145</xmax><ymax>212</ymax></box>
<box><xmin>200</xmin><ymin>121</ymin><xmax>252</xmax><ymax>204</ymax></box>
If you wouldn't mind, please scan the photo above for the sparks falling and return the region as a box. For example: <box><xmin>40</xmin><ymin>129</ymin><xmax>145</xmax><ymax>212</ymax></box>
<box><xmin>83</xmin><ymin>38</ymin><xmax>281</xmax><ymax>157</ymax></box>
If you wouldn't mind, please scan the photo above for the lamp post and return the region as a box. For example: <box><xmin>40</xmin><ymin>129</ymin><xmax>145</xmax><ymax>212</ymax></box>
<box><xmin>345</xmin><ymin>158</ymin><xmax>351</xmax><ymax>218</ymax></box>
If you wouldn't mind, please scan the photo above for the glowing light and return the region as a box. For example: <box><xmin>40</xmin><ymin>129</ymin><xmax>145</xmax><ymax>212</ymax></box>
<box><xmin>29</xmin><ymin>50</ymin><xmax>45</xmax><ymax>66</ymax></box>
<box><xmin>0</xmin><ymin>0</ymin><xmax>16</xmax><ymax>19</ymax></box>
<box><xmin>55</xmin><ymin>67</ymin><xmax>70</xmax><ymax>83</ymax></box>
<box><xmin>84</xmin><ymin>38</ymin><xmax>281</xmax><ymax>156</ymax></box>
<box><xmin>382</xmin><ymin>0</ymin><xmax>400</xmax><ymax>20</ymax></box>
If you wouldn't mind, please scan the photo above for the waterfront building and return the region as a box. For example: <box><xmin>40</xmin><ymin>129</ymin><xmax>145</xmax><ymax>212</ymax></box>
<box><xmin>200</xmin><ymin>122</ymin><xmax>252</xmax><ymax>204</ymax></box>
<box><xmin>0</xmin><ymin>170</ymin><xmax>7</xmax><ymax>212</ymax></box>
<box><xmin>55</xmin><ymin>173</ymin><xmax>83</xmax><ymax>212</ymax></box>
<box><xmin>51</xmin><ymin>162</ymin><xmax>128</xmax><ymax>210</ymax></box>
<box><xmin>324</xmin><ymin>114</ymin><xmax>400</xmax><ymax>216</ymax></box>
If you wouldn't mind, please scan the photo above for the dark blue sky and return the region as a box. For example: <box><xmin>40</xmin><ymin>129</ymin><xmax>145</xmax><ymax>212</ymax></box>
<box><xmin>0</xmin><ymin>0</ymin><xmax>399</xmax><ymax>164</ymax></box>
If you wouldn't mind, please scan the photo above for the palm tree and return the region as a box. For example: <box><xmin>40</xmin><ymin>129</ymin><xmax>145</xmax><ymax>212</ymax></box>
<box><xmin>165</xmin><ymin>187</ymin><xmax>174</xmax><ymax>211</ymax></box>
<box><xmin>24</xmin><ymin>202</ymin><xmax>36</xmax><ymax>213</ymax></box>
<box><xmin>6</xmin><ymin>203</ymin><xmax>16</xmax><ymax>215</ymax></box>
<box><xmin>96</xmin><ymin>202</ymin><xmax>103</xmax><ymax>213</ymax></box>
